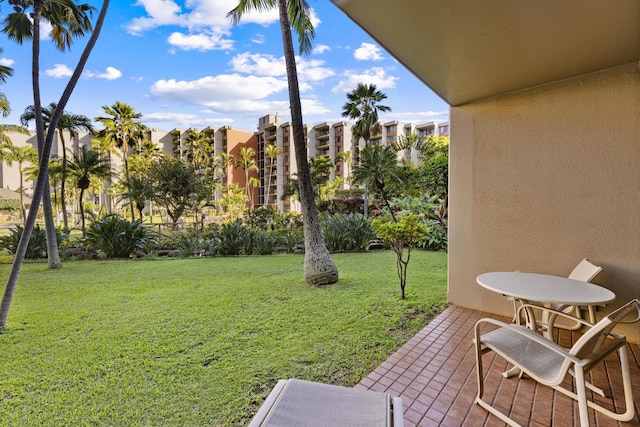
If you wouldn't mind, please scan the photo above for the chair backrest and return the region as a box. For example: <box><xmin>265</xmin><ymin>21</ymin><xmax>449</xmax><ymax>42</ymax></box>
<box><xmin>570</xmin><ymin>299</ymin><xmax>640</xmax><ymax>360</ymax></box>
<box><xmin>568</xmin><ymin>258</ymin><xmax>603</xmax><ymax>282</ymax></box>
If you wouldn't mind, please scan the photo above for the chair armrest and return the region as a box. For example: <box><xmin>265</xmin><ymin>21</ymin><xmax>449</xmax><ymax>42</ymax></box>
<box><xmin>517</xmin><ymin>303</ymin><xmax>594</xmax><ymax>327</ymax></box>
<box><xmin>474</xmin><ymin>317</ymin><xmax>581</xmax><ymax>363</ymax></box>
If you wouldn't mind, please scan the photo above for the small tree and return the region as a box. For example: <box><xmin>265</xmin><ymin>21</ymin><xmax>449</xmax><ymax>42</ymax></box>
<box><xmin>371</xmin><ymin>214</ymin><xmax>428</xmax><ymax>299</ymax></box>
<box><xmin>148</xmin><ymin>157</ymin><xmax>206</xmax><ymax>226</ymax></box>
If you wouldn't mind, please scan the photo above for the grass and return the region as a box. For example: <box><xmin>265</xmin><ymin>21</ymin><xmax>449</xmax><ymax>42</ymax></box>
<box><xmin>0</xmin><ymin>250</ymin><xmax>447</xmax><ymax>426</ymax></box>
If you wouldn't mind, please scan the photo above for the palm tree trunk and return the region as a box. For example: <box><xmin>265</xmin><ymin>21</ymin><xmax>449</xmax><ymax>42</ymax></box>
<box><xmin>0</xmin><ymin>0</ymin><xmax>110</xmax><ymax>330</ymax></box>
<box><xmin>79</xmin><ymin>187</ymin><xmax>85</xmax><ymax>234</ymax></box>
<box><xmin>277</xmin><ymin>0</ymin><xmax>337</xmax><ymax>285</ymax></box>
<box><xmin>59</xmin><ymin>130</ymin><xmax>69</xmax><ymax>230</ymax></box>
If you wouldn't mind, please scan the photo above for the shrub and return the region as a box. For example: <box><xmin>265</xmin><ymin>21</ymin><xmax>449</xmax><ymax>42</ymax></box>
<box><xmin>244</xmin><ymin>230</ymin><xmax>277</xmax><ymax>255</ymax></box>
<box><xmin>213</xmin><ymin>222</ymin><xmax>249</xmax><ymax>256</ymax></box>
<box><xmin>320</xmin><ymin>212</ymin><xmax>376</xmax><ymax>252</ymax></box>
<box><xmin>84</xmin><ymin>215</ymin><xmax>152</xmax><ymax>258</ymax></box>
<box><xmin>0</xmin><ymin>224</ymin><xmax>53</xmax><ymax>259</ymax></box>
<box><xmin>272</xmin><ymin>228</ymin><xmax>303</xmax><ymax>253</ymax></box>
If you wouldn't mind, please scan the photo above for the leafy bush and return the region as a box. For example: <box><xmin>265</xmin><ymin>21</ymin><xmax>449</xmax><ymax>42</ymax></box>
<box><xmin>272</xmin><ymin>228</ymin><xmax>303</xmax><ymax>253</ymax></box>
<box><xmin>0</xmin><ymin>224</ymin><xmax>53</xmax><ymax>259</ymax></box>
<box><xmin>320</xmin><ymin>212</ymin><xmax>376</xmax><ymax>252</ymax></box>
<box><xmin>213</xmin><ymin>222</ymin><xmax>249</xmax><ymax>256</ymax></box>
<box><xmin>84</xmin><ymin>215</ymin><xmax>152</xmax><ymax>258</ymax></box>
<box><xmin>244</xmin><ymin>230</ymin><xmax>277</xmax><ymax>255</ymax></box>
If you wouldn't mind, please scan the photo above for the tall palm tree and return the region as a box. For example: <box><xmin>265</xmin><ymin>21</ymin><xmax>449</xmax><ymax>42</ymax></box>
<box><xmin>0</xmin><ymin>0</ymin><xmax>110</xmax><ymax>330</ymax></box>
<box><xmin>68</xmin><ymin>145</ymin><xmax>110</xmax><ymax>233</ymax></box>
<box><xmin>92</xmin><ymin>134</ymin><xmax>119</xmax><ymax>213</ymax></box>
<box><xmin>234</xmin><ymin>146</ymin><xmax>258</xmax><ymax>210</ymax></box>
<box><xmin>118</xmin><ymin>175</ymin><xmax>151</xmax><ymax>223</ymax></box>
<box><xmin>264</xmin><ymin>143</ymin><xmax>282</xmax><ymax>208</ymax></box>
<box><xmin>185</xmin><ymin>129</ymin><xmax>213</xmax><ymax>171</ymax></box>
<box><xmin>341</xmin><ymin>83</ymin><xmax>391</xmax><ymax>217</ymax></box>
<box><xmin>2</xmin><ymin>0</ymin><xmax>94</xmax><ymax>270</ymax></box>
<box><xmin>3</xmin><ymin>143</ymin><xmax>38</xmax><ymax>223</ymax></box>
<box><xmin>94</xmin><ymin>101</ymin><xmax>143</xmax><ymax>219</ymax></box>
<box><xmin>352</xmin><ymin>144</ymin><xmax>402</xmax><ymax>222</ymax></box>
<box><xmin>229</xmin><ymin>0</ymin><xmax>338</xmax><ymax>285</ymax></box>
<box><xmin>21</xmin><ymin>102</ymin><xmax>92</xmax><ymax>230</ymax></box>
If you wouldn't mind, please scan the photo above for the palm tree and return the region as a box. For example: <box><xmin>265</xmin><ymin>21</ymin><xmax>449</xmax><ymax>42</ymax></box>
<box><xmin>94</xmin><ymin>101</ymin><xmax>143</xmax><ymax>219</ymax></box>
<box><xmin>0</xmin><ymin>0</ymin><xmax>110</xmax><ymax>330</ymax></box>
<box><xmin>3</xmin><ymin>143</ymin><xmax>38</xmax><ymax>223</ymax></box>
<box><xmin>3</xmin><ymin>0</ymin><xmax>96</xmax><ymax>270</ymax></box>
<box><xmin>229</xmin><ymin>0</ymin><xmax>338</xmax><ymax>285</ymax></box>
<box><xmin>234</xmin><ymin>146</ymin><xmax>258</xmax><ymax>210</ymax></box>
<box><xmin>92</xmin><ymin>134</ymin><xmax>119</xmax><ymax>213</ymax></box>
<box><xmin>352</xmin><ymin>144</ymin><xmax>402</xmax><ymax>222</ymax></box>
<box><xmin>118</xmin><ymin>175</ymin><xmax>150</xmax><ymax>223</ymax></box>
<box><xmin>185</xmin><ymin>129</ymin><xmax>213</xmax><ymax>171</ymax></box>
<box><xmin>68</xmin><ymin>145</ymin><xmax>111</xmax><ymax>233</ymax></box>
<box><xmin>264</xmin><ymin>143</ymin><xmax>282</xmax><ymax>208</ymax></box>
<box><xmin>341</xmin><ymin>83</ymin><xmax>391</xmax><ymax>217</ymax></box>
<box><xmin>21</xmin><ymin>102</ymin><xmax>92</xmax><ymax>230</ymax></box>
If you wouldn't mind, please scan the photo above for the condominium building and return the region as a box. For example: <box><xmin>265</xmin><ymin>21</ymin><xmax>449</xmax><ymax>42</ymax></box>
<box><xmin>0</xmin><ymin>117</ymin><xmax>448</xmax><ymax>215</ymax></box>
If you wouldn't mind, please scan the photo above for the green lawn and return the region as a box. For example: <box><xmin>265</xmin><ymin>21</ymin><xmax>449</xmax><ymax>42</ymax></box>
<box><xmin>0</xmin><ymin>250</ymin><xmax>447</xmax><ymax>426</ymax></box>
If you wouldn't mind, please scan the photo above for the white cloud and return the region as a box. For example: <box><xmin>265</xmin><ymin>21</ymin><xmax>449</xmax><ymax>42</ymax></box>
<box><xmin>312</xmin><ymin>44</ymin><xmax>330</xmax><ymax>55</ymax></box>
<box><xmin>251</xmin><ymin>34</ymin><xmax>265</xmax><ymax>44</ymax></box>
<box><xmin>354</xmin><ymin>42</ymin><xmax>383</xmax><ymax>61</ymax></box>
<box><xmin>142</xmin><ymin>111</ymin><xmax>200</xmax><ymax>126</ymax></box>
<box><xmin>125</xmin><ymin>0</ymin><xmax>187</xmax><ymax>34</ymax></box>
<box><xmin>125</xmin><ymin>1</ymin><xmax>318</xmax><ymax>52</ymax></box>
<box><xmin>167</xmin><ymin>31</ymin><xmax>233</xmax><ymax>51</ymax></box>
<box><xmin>84</xmin><ymin>66</ymin><xmax>123</xmax><ymax>80</ymax></box>
<box><xmin>0</xmin><ymin>58</ymin><xmax>14</xmax><ymax>67</ymax></box>
<box><xmin>230</xmin><ymin>53</ymin><xmax>284</xmax><ymax>77</ymax></box>
<box><xmin>229</xmin><ymin>52</ymin><xmax>335</xmax><ymax>87</ymax></box>
<box><xmin>332</xmin><ymin>67</ymin><xmax>398</xmax><ymax>93</ymax></box>
<box><xmin>46</xmin><ymin>64</ymin><xmax>73</xmax><ymax>78</ymax></box>
<box><xmin>151</xmin><ymin>74</ymin><xmax>288</xmax><ymax>110</ymax></box>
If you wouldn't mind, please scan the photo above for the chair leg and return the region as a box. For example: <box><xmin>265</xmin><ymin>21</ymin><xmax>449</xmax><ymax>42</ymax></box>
<box><xmin>574</xmin><ymin>366</ymin><xmax>590</xmax><ymax>427</ymax></box>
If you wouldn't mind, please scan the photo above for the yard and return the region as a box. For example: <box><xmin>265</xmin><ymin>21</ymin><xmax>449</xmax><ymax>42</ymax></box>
<box><xmin>0</xmin><ymin>250</ymin><xmax>447</xmax><ymax>426</ymax></box>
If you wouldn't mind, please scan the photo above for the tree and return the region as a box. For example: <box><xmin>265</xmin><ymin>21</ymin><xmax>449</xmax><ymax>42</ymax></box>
<box><xmin>118</xmin><ymin>175</ymin><xmax>151</xmax><ymax>223</ymax></box>
<box><xmin>229</xmin><ymin>0</ymin><xmax>338</xmax><ymax>285</ymax></box>
<box><xmin>0</xmin><ymin>0</ymin><xmax>110</xmax><ymax>331</ymax></box>
<box><xmin>148</xmin><ymin>157</ymin><xmax>206</xmax><ymax>226</ymax></box>
<box><xmin>2</xmin><ymin>0</ymin><xmax>96</xmax><ymax>270</ymax></box>
<box><xmin>352</xmin><ymin>144</ymin><xmax>402</xmax><ymax>222</ymax></box>
<box><xmin>185</xmin><ymin>129</ymin><xmax>213</xmax><ymax>171</ymax></box>
<box><xmin>341</xmin><ymin>83</ymin><xmax>391</xmax><ymax>217</ymax></box>
<box><xmin>234</xmin><ymin>146</ymin><xmax>258</xmax><ymax>210</ymax></box>
<box><xmin>371</xmin><ymin>214</ymin><xmax>428</xmax><ymax>300</ymax></box>
<box><xmin>264</xmin><ymin>143</ymin><xmax>282</xmax><ymax>208</ymax></box>
<box><xmin>94</xmin><ymin>101</ymin><xmax>143</xmax><ymax>219</ymax></box>
<box><xmin>68</xmin><ymin>145</ymin><xmax>111</xmax><ymax>233</ymax></box>
<box><xmin>3</xmin><ymin>143</ymin><xmax>38</xmax><ymax>222</ymax></box>
<box><xmin>21</xmin><ymin>102</ymin><xmax>92</xmax><ymax>230</ymax></box>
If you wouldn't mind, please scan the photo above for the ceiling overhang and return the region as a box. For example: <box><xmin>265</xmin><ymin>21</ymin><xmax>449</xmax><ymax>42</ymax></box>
<box><xmin>331</xmin><ymin>0</ymin><xmax>640</xmax><ymax>106</ymax></box>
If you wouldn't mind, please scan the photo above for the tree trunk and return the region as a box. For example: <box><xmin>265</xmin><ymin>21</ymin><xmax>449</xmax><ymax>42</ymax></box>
<box><xmin>79</xmin><ymin>187</ymin><xmax>85</xmax><ymax>234</ymax></box>
<box><xmin>59</xmin><ymin>130</ymin><xmax>69</xmax><ymax>230</ymax></box>
<box><xmin>277</xmin><ymin>0</ymin><xmax>338</xmax><ymax>285</ymax></box>
<box><xmin>0</xmin><ymin>0</ymin><xmax>110</xmax><ymax>330</ymax></box>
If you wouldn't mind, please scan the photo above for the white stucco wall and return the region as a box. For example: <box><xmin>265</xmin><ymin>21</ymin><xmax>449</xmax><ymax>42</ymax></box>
<box><xmin>448</xmin><ymin>63</ymin><xmax>640</xmax><ymax>342</ymax></box>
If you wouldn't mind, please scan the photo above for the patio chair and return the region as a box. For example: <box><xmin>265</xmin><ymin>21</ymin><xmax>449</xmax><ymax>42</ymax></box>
<box><xmin>511</xmin><ymin>258</ymin><xmax>603</xmax><ymax>330</ymax></box>
<box><xmin>247</xmin><ymin>378</ymin><xmax>404</xmax><ymax>427</ymax></box>
<box><xmin>474</xmin><ymin>298</ymin><xmax>640</xmax><ymax>427</ymax></box>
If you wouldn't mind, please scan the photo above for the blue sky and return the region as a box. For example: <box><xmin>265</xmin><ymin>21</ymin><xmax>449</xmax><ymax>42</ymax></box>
<box><xmin>0</xmin><ymin>0</ymin><xmax>449</xmax><ymax>133</ymax></box>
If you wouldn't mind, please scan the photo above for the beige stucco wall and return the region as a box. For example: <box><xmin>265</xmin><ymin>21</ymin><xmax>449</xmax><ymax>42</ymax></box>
<box><xmin>448</xmin><ymin>63</ymin><xmax>640</xmax><ymax>342</ymax></box>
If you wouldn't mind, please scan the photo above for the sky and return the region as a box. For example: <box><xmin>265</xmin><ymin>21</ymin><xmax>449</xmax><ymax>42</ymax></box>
<box><xmin>0</xmin><ymin>0</ymin><xmax>450</xmax><ymax>133</ymax></box>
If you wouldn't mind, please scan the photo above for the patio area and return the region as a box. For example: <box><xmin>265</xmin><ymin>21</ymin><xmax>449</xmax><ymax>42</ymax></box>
<box><xmin>356</xmin><ymin>305</ymin><xmax>640</xmax><ymax>426</ymax></box>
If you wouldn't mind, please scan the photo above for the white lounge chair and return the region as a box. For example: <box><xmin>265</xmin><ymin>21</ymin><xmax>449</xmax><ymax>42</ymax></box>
<box><xmin>248</xmin><ymin>378</ymin><xmax>404</xmax><ymax>427</ymax></box>
<box><xmin>474</xmin><ymin>299</ymin><xmax>640</xmax><ymax>427</ymax></box>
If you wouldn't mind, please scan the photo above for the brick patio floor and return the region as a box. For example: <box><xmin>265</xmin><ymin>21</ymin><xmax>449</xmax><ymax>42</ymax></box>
<box><xmin>356</xmin><ymin>305</ymin><xmax>640</xmax><ymax>427</ymax></box>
